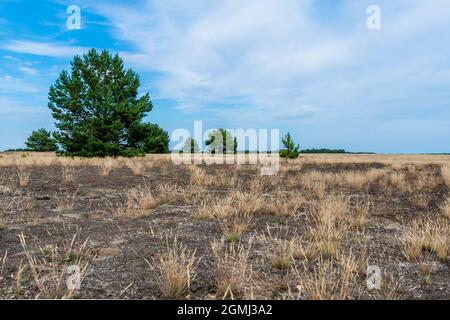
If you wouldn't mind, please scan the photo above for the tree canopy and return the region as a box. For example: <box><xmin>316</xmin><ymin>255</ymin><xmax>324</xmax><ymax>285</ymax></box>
<box><xmin>25</xmin><ymin>128</ymin><xmax>57</xmax><ymax>152</ymax></box>
<box><xmin>279</xmin><ymin>132</ymin><xmax>300</xmax><ymax>158</ymax></box>
<box><xmin>48</xmin><ymin>49</ymin><xmax>169</xmax><ymax>157</ymax></box>
<box><xmin>182</xmin><ymin>138</ymin><xmax>200</xmax><ymax>154</ymax></box>
<box><xmin>205</xmin><ymin>129</ymin><xmax>237</xmax><ymax>154</ymax></box>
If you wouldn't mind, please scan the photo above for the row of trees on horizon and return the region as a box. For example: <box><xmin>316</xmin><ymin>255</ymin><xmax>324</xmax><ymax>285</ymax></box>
<box><xmin>21</xmin><ymin>49</ymin><xmax>303</xmax><ymax>158</ymax></box>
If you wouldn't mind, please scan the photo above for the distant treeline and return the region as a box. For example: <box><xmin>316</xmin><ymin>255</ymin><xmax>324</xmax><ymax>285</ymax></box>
<box><xmin>300</xmin><ymin>148</ymin><xmax>375</xmax><ymax>154</ymax></box>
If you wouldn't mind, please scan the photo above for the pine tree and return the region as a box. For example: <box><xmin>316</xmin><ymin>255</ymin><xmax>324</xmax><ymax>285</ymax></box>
<box><xmin>280</xmin><ymin>132</ymin><xmax>300</xmax><ymax>158</ymax></box>
<box><xmin>25</xmin><ymin>128</ymin><xmax>57</xmax><ymax>152</ymax></box>
<box><xmin>182</xmin><ymin>138</ymin><xmax>200</xmax><ymax>154</ymax></box>
<box><xmin>205</xmin><ymin>129</ymin><xmax>237</xmax><ymax>154</ymax></box>
<box><xmin>48</xmin><ymin>49</ymin><xmax>168</xmax><ymax>157</ymax></box>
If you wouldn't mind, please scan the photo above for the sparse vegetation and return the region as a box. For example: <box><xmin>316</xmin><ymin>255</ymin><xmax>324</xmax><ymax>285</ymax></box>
<box><xmin>150</xmin><ymin>237</ymin><xmax>198</xmax><ymax>299</ymax></box>
<box><xmin>0</xmin><ymin>153</ymin><xmax>449</xmax><ymax>300</ymax></box>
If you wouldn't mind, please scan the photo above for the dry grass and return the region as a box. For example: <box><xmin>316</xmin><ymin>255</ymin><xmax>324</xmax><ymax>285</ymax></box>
<box><xmin>112</xmin><ymin>185</ymin><xmax>159</xmax><ymax>219</ymax></box>
<box><xmin>16</xmin><ymin>166</ymin><xmax>30</xmax><ymax>188</ymax></box>
<box><xmin>341</xmin><ymin>169</ymin><xmax>386</xmax><ymax>189</ymax></box>
<box><xmin>0</xmin><ymin>172</ymin><xmax>14</xmax><ymax>194</ymax></box>
<box><xmin>300</xmin><ymin>172</ymin><xmax>326</xmax><ymax>199</ymax></box>
<box><xmin>150</xmin><ymin>237</ymin><xmax>198</xmax><ymax>299</ymax></box>
<box><xmin>308</xmin><ymin>195</ymin><xmax>350</xmax><ymax>259</ymax></box>
<box><xmin>98</xmin><ymin>158</ymin><xmax>116</xmax><ymax>177</ymax></box>
<box><xmin>232</xmin><ymin>191</ymin><xmax>265</xmax><ymax>216</ymax></box>
<box><xmin>401</xmin><ymin>218</ymin><xmax>449</xmax><ymax>261</ymax></box>
<box><xmin>19</xmin><ymin>232</ymin><xmax>93</xmax><ymax>299</ymax></box>
<box><xmin>386</xmin><ymin>172</ymin><xmax>410</xmax><ymax>193</ymax></box>
<box><xmin>441</xmin><ymin>199</ymin><xmax>450</xmax><ymax>219</ymax></box>
<box><xmin>0</xmin><ymin>195</ymin><xmax>13</xmax><ymax>228</ymax></box>
<box><xmin>0</xmin><ymin>251</ymin><xmax>7</xmax><ymax>277</ymax></box>
<box><xmin>219</xmin><ymin>213</ymin><xmax>252</xmax><ymax>243</ymax></box>
<box><xmin>269</xmin><ymin>239</ymin><xmax>294</xmax><ymax>271</ymax></box>
<box><xmin>189</xmin><ymin>166</ymin><xmax>214</xmax><ymax>187</ymax></box>
<box><xmin>126</xmin><ymin>185</ymin><xmax>158</xmax><ymax>211</ymax></box>
<box><xmin>265</xmin><ymin>192</ymin><xmax>304</xmax><ymax>217</ymax></box>
<box><xmin>61</xmin><ymin>166</ymin><xmax>74</xmax><ymax>185</ymax></box>
<box><xmin>347</xmin><ymin>196</ymin><xmax>372</xmax><ymax>230</ymax></box>
<box><xmin>127</xmin><ymin>159</ymin><xmax>146</xmax><ymax>176</ymax></box>
<box><xmin>55</xmin><ymin>190</ymin><xmax>77</xmax><ymax>212</ymax></box>
<box><xmin>295</xmin><ymin>254</ymin><xmax>358</xmax><ymax>300</ymax></box>
<box><xmin>194</xmin><ymin>197</ymin><xmax>235</xmax><ymax>220</ymax></box>
<box><xmin>441</xmin><ymin>164</ymin><xmax>450</xmax><ymax>187</ymax></box>
<box><xmin>410</xmin><ymin>193</ymin><xmax>430</xmax><ymax>209</ymax></box>
<box><xmin>413</xmin><ymin>170</ymin><xmax>439</xmax><ymax>192</ymax></box>
<box><xmin>212</xmin><ymin>239</ymin><xmax>252</xmax><ymax>299</ymax></box>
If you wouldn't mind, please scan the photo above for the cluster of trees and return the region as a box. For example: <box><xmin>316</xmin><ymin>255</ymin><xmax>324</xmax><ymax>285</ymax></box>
<box><xmin>179</xmin><ymin>129</ymin><xmax>237</xmax><ymax>155</ymax></box>
<box><xmin>26</xmin><ymin>49</ymin><xmax>169</xmax><ymax>157</ymax></box>
<box><xmin>25</xmin><ymin>49</ymin><xmax>303</xmax><ymax>159</ymax></box>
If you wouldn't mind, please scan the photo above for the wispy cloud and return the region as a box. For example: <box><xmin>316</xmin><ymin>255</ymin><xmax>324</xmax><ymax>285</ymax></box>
<box><xmin>0</xmin><ymin>75</ymin><xmax>41</xmax><ymax>93</ymax></box>
<box><xmin>19</xmin><ymin>66</ymin><xmax>38</xmax><ymax>76</ymax></box>
<box><xmin>86</xmin><ymin>0</ymin><xmax>450</xmax><ymax>128</ymax></box>
<box><xmin>3</xmin><ymin>40</ymin><xmax>88</xmax><ymax>58</ymax></box>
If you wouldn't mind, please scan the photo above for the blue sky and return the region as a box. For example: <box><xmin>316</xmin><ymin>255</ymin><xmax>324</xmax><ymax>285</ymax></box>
<box><xmin>1</xmin><ymin>0</ymin><xmax>450</xmax><ymax>153</ymax></box>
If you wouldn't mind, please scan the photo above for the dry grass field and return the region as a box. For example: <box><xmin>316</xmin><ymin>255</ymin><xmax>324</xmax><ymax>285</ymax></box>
<box><xmin>0</xmin><ymin>152</ymin><xmax>449</xmax><ymax>299</ymax></box>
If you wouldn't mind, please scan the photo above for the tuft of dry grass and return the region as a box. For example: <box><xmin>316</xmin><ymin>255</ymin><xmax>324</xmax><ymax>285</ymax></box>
<box><xmin>295</xmin><ymin>254</ymin><xmax>358</xmax><ymax>300</ymax></box>
<box><xmin>212</xmin><ymin>239</ymin><xmax>252</xmax><ymax>299</ymax></box>
<box><xmin>55</xmin><ymin>190</ymin><xmax>77</xmax><ymax>212</ymax></box>
<box><xmin>98</xmin><ymin>158</ymin><xmax>115</xmax><ymax>177</ymax></box>
<box><xmin>219</xmin><ymin>213</ymin><xmax>252</xmax><ymax>243</ymax></box>
<box><xmin>233</xmin><ymin>191</ymin><xmax>265</xmax><ymax>216</ymax></box>
<box><xmin>307</xmin><ymin>195</ymin><xmax>350</xmax><ymax>259</ymax></box>
<box><xmin>300</xmin><ymin>172</ymin><xmax>326</xmax><ymax>199</ymax></box>
<box><xmin>265</xmin><ymin>191</ymin><xmax>304</xmax><ymax>217</ymax></box>
<box><xmin>127</xmin><ymin>159</ymin><xmax>146</xmax><ymax>176</ymax></box>
<box><xmin>126</xmin><ymin>185</ymin><xmax>158</xmax><ymax>211</ymax></box>
<box><xmin>0</xmin><ymin>172</ymin><xmax>14</xmax><ymax>194</ymax></box>
<box><xmin>149</xmin><ymin>237</ymin><xmax>198</xmax><ymax>299</ymax></box>
<box><xmin>270</xmin><ymin>239</ymin><xmax>294</xmax><ymax>271</ymax></box>
<box><xmin>189</xmin><ymin>166</ymin><xmax>214</xmax><ymax>187</ymax></box>
<box><xmin>442</xmin><ymin>164</ymin><xmax>450</xmax><ymax>187</ymax></box>
<box><xmin>401</xmin><ymin>218</ymin><xmax>449</xmax><ymax>261</ymax></box>
<box><xmin>19</xmin><ymin>232</ymin><xmax>93</xmax><ymax>299</ymax></box>
<box><xmin>441</xmin><ymin>199</ymin><xmax>450</xmax><ymax>219</ymax></box>
<box><xmin>386</xmin><ymin>172</ymin><xmax>410</xmax><ymax>193</ymax></box>
<box><xmin>410</xmin><ymin>193</ymin><xmax>430</xmax><ymax>209</ymax></box>
<box><xmin>61</xmin><ymin>166</ymin><xmax>74</xmax><ymax>185</ymax></box>
<box><xmin>194</xmin><ymin>197</ymin><xmax>235</xmax><ymax>220</ymax></box>
<box><xmin>16</xmin><ymin>166</ymin><xmax>30</xmax><ymax>188</ymax></box>
<box><xmin>113</xmin><ymin>185</ymin><xmax>159</xmax><ymax>219</ymax></box>
<box><xmin>346</xmin><ymin>196</ymin><xmax>372</xmax><ymax>230</ymax></box>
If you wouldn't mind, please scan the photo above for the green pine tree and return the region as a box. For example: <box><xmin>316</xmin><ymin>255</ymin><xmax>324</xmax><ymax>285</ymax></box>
<box><xmin>48</xmin><ymin>49</ymin><xmax>169</xmax><ymax>157</ymax></box>
<box><xmin>182</xmin><ymin>138</ymin><xmax>200</xmax><ymax>154</ymax></box>
<box><xmin>205</xmin><ymin>129</ymin><xmax>237</xmax><ymax>154</ymax></box>
<box><xmin>25</xmin><ymin>128</ymin><xmax>57</xmax><ymax>152</ymax></box>
<box><xmin>280</xmin><ymin>132</ymin><xmax>300</xmax><ymax>159</ymax></box>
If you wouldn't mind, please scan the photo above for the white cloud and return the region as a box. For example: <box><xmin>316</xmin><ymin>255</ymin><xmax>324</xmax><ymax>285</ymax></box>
<box><xmin>84</xmin><ymin>0</ymin><xmax>450</xmax><ymax>130</ymax></box>
<box><xmin>0</xmin><ymin>75</ymin><xmax>41</xmax><ymax>93</ymax></box>
<box><xmin>3</xmin><ymin>40</ymin><xmax>89</xmax><ymax>58</ymax></box>
<box><xmin>19</xmin><ymin>66</ymin><xmax>38</xmax><ymax>76</ymax></box>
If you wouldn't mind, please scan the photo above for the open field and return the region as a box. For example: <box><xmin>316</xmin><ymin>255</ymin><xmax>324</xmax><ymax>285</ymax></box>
<box><xmin>0</xmin><ymin>152</ymin><xmax>449</xmax><ymax>299</ymax></box>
